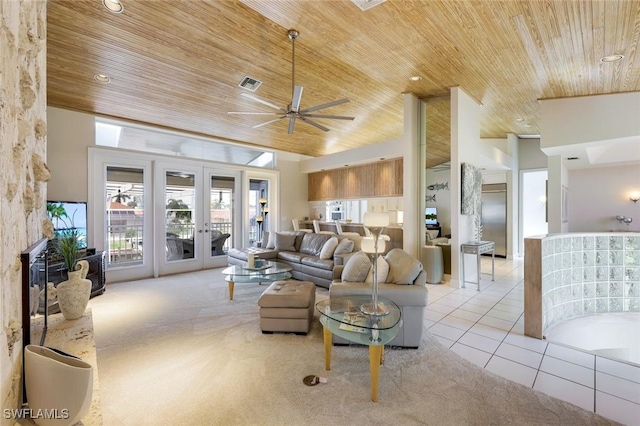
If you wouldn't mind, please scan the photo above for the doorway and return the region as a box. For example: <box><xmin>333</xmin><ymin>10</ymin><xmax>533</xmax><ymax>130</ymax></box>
<box><xmin>91</xmin><ymin>149</ymin><xmax>255</xmax><ymax>281</ymax></box>
<box><xmin>520</xmin><ymin>169</ymin><xmax>548</xmax><ymax>253</ymax></box>
<box><xmin>155</xmin><ymin>162</ymin><xmax>240</xmax><ymax>276</ymax></box>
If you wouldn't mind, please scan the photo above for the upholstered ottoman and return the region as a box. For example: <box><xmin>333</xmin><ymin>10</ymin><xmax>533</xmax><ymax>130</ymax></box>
<box><xmin>258</xmin><ymin>281</ymin><xmax>316</xmax><ymax>335</ymax></box>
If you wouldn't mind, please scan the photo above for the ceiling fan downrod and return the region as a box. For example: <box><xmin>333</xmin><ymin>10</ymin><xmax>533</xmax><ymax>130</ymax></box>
<box><xmin>288</xmin><ymin>29</ymin><xmax>299</xmax><ymax>109</ymax></box>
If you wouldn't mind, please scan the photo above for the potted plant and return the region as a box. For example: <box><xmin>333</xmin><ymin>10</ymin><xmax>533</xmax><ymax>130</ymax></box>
<box><xmin>56</xmin><ymin>227</ymin><xmax>80</xmax><ymax>274</ymax></box>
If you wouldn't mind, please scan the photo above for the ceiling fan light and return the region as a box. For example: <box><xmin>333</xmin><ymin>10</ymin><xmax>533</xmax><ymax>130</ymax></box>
<box><xmin>102</xmin><ymin>0</ymin><xmax>124</xmax><ymax>13</ymax></box>
<box><xmin>409</xmin><ymin>76</ymin><xmax>422</xmax><ymax>81</ymax></box>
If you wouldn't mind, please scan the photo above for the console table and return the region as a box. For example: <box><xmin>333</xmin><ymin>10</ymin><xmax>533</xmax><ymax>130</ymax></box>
<box><xmin>460</xmin><ymin>241</ymin><xmax>495</xmax><ymax>291</ymax></box>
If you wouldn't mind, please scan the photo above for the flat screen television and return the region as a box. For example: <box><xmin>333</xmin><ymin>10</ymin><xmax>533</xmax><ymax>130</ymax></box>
<box><xmin>47</xmin><ymin>201</ymin><xmax>88</xmax><ymax>249</ymax></box>
<box><xmin>425</xmin><ymin>207</ymin><xmax>438</xmax><ymax>225</ymax></box>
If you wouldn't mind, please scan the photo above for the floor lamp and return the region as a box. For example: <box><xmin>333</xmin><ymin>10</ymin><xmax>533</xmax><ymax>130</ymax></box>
<box><xmin>361</xmin><ymin>212</ymin><xmax>390</xmax><ymax>316</ymax></box>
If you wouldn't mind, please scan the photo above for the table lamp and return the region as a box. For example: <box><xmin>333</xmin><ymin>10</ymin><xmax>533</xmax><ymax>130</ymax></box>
<box><xmin>361</xmin><ymin>212</ymin><xmax>390</xmax><ymax>316</ymax></box>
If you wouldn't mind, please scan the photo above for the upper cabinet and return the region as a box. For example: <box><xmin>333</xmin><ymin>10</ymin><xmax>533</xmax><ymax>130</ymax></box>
<box><xmin>308</xmin><ymin>158</ymin><xmax>403</xmax><ymax>201</ymax></box>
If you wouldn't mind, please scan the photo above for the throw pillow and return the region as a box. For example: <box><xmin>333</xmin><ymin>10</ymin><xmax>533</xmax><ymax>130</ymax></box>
<box><xmin>384</xmin><ymin>248</ymin><xmax>423</xmax><ymax>285</ymax></box>
<box><xmin>274</xmin><ymin>232</ymin><xmax>296</xmax><ymax>252</ymax></box>
<box><xmin>319</xmin><ymin>236</ymin><xmax>339</xmax><ymax>260</ymax></box>
<box><xmin>365</xmin><ymin>256</ymin><xmax>390</xmax><ymax>284</ymax></box>
<box><xmin>334</xmin><ymin>238</ymin><xmax>355</xmax><ymax>255</ymax></box>
<box><xmin>341</xmin><ymin>251</ymin><xmax>371</xmax><ymax>282</ymax></box>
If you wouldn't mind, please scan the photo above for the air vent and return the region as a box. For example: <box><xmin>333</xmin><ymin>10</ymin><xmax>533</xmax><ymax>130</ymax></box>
<box><xmin>351</xmin><ymin>0</ymin><xmax>387</xmax><ymax>11</ymax></box>
<box><xmin>238</xmin><ymin>76</ymin><xmax>262</xmax><ymax>92</ymax></box>
<box><xmin>567</xmin><ymin>156</ymin><xmax>579</xmax><ymax>160</ymax></box>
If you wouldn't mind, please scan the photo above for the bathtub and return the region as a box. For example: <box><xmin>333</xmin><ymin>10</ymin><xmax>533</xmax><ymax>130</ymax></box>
<box><xmin>546</xmin><ymin>312</ymin><xmax>640</xmax><ymax>365</ymax></box>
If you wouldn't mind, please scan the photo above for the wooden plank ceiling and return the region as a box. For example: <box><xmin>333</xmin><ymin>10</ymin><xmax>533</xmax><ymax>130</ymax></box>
<box><xmin>47</xmin><ymin>1</ymin><xmax>640</xmax><ymax>168</ymax></box>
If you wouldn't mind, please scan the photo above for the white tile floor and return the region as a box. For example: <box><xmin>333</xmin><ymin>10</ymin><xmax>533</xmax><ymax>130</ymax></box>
<box><xmin>426</xmin><ymin>257</ymin><xmax>640</xmax><ymax>426</ymax></box>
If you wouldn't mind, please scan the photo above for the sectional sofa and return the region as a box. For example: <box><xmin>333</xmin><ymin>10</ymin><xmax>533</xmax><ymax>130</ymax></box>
<box><xmin>227</xmin><ymin>231</ymin><xmax>362</xmax><ymax>288</ymax></box>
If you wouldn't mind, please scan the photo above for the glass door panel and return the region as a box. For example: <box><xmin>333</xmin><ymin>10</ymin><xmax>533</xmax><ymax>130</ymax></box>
<box><xmin>165</xmin><ymin>171</ymin><xmax>196</xmax><ymax>261</ymax></box>
<box><xmin>106</xmin><ymin>166</ymin><xmax>145</xmax><ymax>268</ymax></box>
<box><xmin>209</xmin><ymin>176</ymin><xmax>234</xmax><ymax>256</ymax></box>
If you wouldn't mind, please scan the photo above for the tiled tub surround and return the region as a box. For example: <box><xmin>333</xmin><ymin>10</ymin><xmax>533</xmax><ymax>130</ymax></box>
<box><xmin>525</xmin><ymin>233</ymin><xmax>640</xmax><ymax>340</ymax></box>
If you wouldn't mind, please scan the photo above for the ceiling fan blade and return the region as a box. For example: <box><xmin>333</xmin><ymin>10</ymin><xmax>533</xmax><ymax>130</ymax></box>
<box><xmin>240</xmin><ymin>92</ymin><xmax>285</xmax><ymax>112</ymax></box>
<box><xmin>301</xmin><ymin>113</ymin><xmax>355</xmax><ymax>120</ymax></box>
<box><xmin>228</xmin><ymin>112</ymin><xmax>279</xmax><ymax>115</ymax></box>
<box><xmin>291</xmin><ymin>86</ymin><xmax>303</xmax><ymax>112</ymax></box>
<box><xmin>251</xmin><ymin>116</ymin><xmax>286</xmax><ymax>129</ymax></box>
<box><xmin>299</xmin><ymin>98</ymin><xmax>350</xmax><ymax>114</ymax></box>
<box><xmin>288</xmin><ymin>117</ymin><xmax>296</xmax><ymax>134</ymax></box>
<box><xmin>300</xmin><ymin>117</ymin><xmax>330</xmax><ymax>132</ymax></box>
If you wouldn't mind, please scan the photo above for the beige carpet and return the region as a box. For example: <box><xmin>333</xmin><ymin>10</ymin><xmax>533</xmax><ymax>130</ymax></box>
<box><xmin>89</xmin><ymin>270</ymin><xmax>618</xmax><ymax>425</ymax></box>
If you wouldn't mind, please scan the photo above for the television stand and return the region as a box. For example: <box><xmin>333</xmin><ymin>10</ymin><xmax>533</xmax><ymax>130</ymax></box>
<box><xmin>44</xmin><ymin>251</ymin><xmax>106</xmax><ymax>314</ymax></box>
<box><xmin>426</xmin><ymin>224</ymin><xmax>441</xmax><ymax>238</ymax></box>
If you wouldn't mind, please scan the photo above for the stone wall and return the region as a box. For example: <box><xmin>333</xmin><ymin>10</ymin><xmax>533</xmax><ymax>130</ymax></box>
<box><xmin>0</xmin><ymin>0</ymin><xmax>48</xmax><ymax>419</ymax></box>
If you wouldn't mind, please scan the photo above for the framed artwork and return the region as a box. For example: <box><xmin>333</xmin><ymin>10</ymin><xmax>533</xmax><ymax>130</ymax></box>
<box><xmin>561</xmin><ymin>185</ymin><xmax>568</xmax><ymax>223</ymax></box>
<box><xmin>461</xmin><ymin>162</ymin><xmax>482</xmax><ymax>215</ymax></box>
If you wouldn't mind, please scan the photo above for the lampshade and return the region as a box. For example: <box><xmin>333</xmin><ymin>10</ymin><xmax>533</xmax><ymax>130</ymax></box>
<box><xmin>363</xmin><ymin>212</ymin><xmax>389</xmax><ymax>227</ymax></box>
<box><xmin>259</xmin><ymin>198</ymin><xmax>268</xmax><ymax>204</ymax></box>
<box><xmin>262</xmin><ymin>207</ymin><xmax>270</xmax><ymax>213</ymax></box>
<box><xmin>361</xmin><ymin>236</ymin><xmax>385</xmax><ymax>254</ymax></box>
<box><xmin>256</xmin><ymin>216</ymin><xmax>263</xmax><ymax>222</ymax></box>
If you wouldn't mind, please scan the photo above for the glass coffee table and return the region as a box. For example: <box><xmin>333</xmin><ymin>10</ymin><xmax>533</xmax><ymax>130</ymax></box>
<box><xmin>221</xmin><ymin>261</ymin><xmax>292</xmax><ymax>300</ymax></box>
<box><xmin>316</xmin><ymin>295</ymin><xmax>402</xmax><ymax>402</ymax></box>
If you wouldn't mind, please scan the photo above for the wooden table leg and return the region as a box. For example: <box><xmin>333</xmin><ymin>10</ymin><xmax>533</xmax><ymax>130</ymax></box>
<box><xmin>323</xmin><ymin>327</ymin><xmax>332</xmax><ymax>371</ymax></box>
<box><xmin>369</xmin><ymin>345</ymin><xmax>383</xmax><ymax>402</ymax></box>
<box><xmin>228</xmin><ymin>281</ymin><xmax>234</xmax><ymax>300</ymax></box>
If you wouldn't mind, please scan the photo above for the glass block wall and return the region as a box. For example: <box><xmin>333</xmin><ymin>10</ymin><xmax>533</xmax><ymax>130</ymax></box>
<box><xmin>540</xmin><ymin>233</ymin><xmax>640</xmax><ymax>335</ymax></box>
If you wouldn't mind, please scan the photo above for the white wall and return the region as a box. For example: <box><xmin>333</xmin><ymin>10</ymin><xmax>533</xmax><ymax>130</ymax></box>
<box><xmin>541</xmin><ymin>92</ymin><xmax>640</xmax><ymax>151</ymax></box>
<box><xmin>522</xmin><ymin>170</ymin><xmax>549</xmax><ymax>238</ymax></box>
<box><xmin>450</xmin><ymin>87</ymin><xmax>481</xmax><ymax>287</ymax></box>
<box><xmin>569</xmin><ymin>164</ymin><xmax>640</xmax><ymax>232</ymax></box>
<box><xmin>519</xmin><ymin>138</ymin><xmax>547</xmax><ymax>170</ymax></box>
<box><xmin>47</xmin><ymin>107</ymin><xmax>95</xmax><ymax>202</ymax></box>
<box><xmin>275</xmin><ymin>158</ymin><xmax>308</xmax><ymax>231</ymax></box>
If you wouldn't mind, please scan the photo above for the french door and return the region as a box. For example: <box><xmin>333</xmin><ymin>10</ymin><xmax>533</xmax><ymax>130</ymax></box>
<box><xmin>155</xmin><ymin>161</ymin><xmax>241</xmax><ymax>276</ymax></box>
<box><xmin>90</xmin><ymin>148</ymin><xmax>276</xmax><ymax>282</ymax></box>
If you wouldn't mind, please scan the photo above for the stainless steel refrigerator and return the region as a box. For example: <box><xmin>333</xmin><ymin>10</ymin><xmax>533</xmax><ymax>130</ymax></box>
<box><xmin>481</xmin><ymin>183</ymin><xmax>507</xmax><ymax>257</ymax></box>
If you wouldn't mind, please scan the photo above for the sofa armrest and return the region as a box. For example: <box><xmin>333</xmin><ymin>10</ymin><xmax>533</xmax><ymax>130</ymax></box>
<box><xmin>332</xmin><ymin>265</ymin><xmax>344</xmax><ymax>280</ymax></box>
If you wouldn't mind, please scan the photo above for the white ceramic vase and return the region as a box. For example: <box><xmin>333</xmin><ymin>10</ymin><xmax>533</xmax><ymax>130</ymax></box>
<box><xmin>24</xmin><ymin>345</ymin><xmax>93</xmax><ymax>426</ymax></box>
<box><xmin>56</xmin><ymin>260</ymin><xmax>91</xmax><ymax>320</ymax></box>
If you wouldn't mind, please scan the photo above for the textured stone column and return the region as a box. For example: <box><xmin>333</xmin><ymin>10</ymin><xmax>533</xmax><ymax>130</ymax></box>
<box><xmin>0</xmin><ymin>0</ymin><xmax>47</xmax><ymax>418</ymax></box>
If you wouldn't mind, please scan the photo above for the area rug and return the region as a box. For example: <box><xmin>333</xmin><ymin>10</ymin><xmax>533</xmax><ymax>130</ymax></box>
<box><xmin>90</xmin><ymin>272</ymin><xmax>618</xmax><ymax>425</ymax></box>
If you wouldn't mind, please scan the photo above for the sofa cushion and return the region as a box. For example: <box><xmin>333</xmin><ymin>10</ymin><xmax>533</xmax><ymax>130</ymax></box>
<box><xmin>274</xmin><ymin>232</ymin><xmax>296</xmax><ymax>251</ymax></box>
<box><xmin>384</xmin><ymin>248</ymin><xmax>423</xmax><ymax>285</ymax></box>
<box><xmin>301</xmin><ymin>256</ymin><xmax>334</xmax><ymax>271</ymax></box>
<box><xmin>319</xmin><ymin>237</ymin><xmax>339</xmax><ymax>260</ymax></box>
<box><xmin>299</xmin><ymin>233</ymin><xmax>333</xmax><ymax>256</ymax></box>
<box><xmin>277</xmin><ymin>251</ymin><xmax>305</xmax><ymax>263</ymax></box>
<box><xmin>334</xmin><ymin>238</ymin><xmax>354</xmax><ymax>255</ymax></box>
<box><xmin>365</xmin><ymin>256</ymin><xmax>390</xmax><ymax>284</ymax></box>
<box><xmin>262</xmin><ymin>231</ymin><xmax>275</xmax><ymax>249</ymax></box>
<box><xmin>341</xmin><ymin>251</ymin><xmax>371</xmax><ymax>282</ymax></box>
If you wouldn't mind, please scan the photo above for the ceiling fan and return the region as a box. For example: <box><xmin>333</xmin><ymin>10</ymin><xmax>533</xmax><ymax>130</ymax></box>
<box><xmin>228</xmin><ymin>29</ymin><xmax>355</xmax><ymax>134</ymax></box>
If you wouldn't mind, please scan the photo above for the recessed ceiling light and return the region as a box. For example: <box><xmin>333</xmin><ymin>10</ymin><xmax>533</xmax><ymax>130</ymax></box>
<box><xmin>94</xmin><ymin>74</ymin><xmax>111</xmax><ymax>83</ymax></box>
<box><xmin>515</xmin><ymin>118</ymin><xmax>525</xmax><ymax>122</ymax></box>
<box><xmin>600</xmin><ymin>54</ymin><xmax>624</xmax><ymax>63</ymax></box>
<box><xmin>409</xmin><ymin>76</ymin><xmax>422</xmax><ymax>81</ymax></box>
<box><xmin>102</xmin><ymin>0</ymin><xmax>124</xmax><ymax>13</ymax></box>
